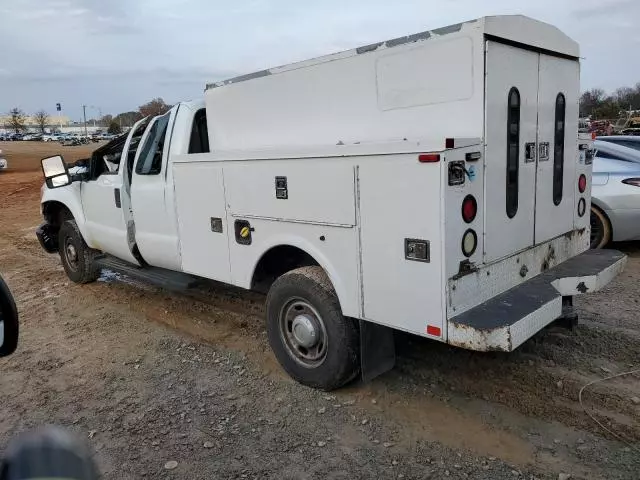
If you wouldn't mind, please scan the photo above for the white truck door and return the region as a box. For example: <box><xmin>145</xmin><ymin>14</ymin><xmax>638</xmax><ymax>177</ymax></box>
<box><xmin>130</xmin><ymin>107</ymin><xmax>182</xmax><ymax>270</ymax></box>
<box><xmin>533</xmin><ymin>55</ymin><xmax>580</xmax><ymax>244</ymax></box>
<box><xmin>483</xmin><ymin>41</ymin><xmax>539</xmax><ymax>263</ymax></box>
<box><xmin>81</xmin><ymin>132</ymin><xmax>142</xmax><ymax>265</ymax></box>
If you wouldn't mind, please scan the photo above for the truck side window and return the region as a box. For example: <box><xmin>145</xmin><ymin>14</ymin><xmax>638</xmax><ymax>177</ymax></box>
<box><xmin>135</xmin><ymin>113</ymin><xmax>171</xmax><ymax>175</ymax></box>
<box><xmin>553</xmin><ymin>93</ymin><xmax>566</xmax><ymax>206</ymax></box>
<box><xmin>506</xmin><ymin>87</ymin><xmax>520</xmax><ymax>219</ymax></box>
<box><xmin>188</xmin><ymin>108</ymin><xmax>210</xmax><ymax>154</ymax></box>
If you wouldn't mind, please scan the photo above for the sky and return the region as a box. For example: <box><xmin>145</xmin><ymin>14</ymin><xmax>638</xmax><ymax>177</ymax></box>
<box><xmin>1</xmin><ymin>0</ymin><xmax>638</xmax><ymax>121</ymax></box>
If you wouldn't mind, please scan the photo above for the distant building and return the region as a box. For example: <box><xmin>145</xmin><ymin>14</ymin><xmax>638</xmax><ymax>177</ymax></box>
<box><xmin>0</xmin><ymin>114</ymin><xmax>71</xmax><ymax>129</ymax></box>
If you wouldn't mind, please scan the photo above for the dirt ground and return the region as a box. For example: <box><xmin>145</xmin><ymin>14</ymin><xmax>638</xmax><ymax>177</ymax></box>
<box><xmin>0</xmin><ymin>141</ymin><xmax>638</xmax><ymax>479</ymax></box>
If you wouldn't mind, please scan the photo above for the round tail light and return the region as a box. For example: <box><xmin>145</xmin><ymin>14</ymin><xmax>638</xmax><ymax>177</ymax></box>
<box><xmin>462</xmin><ymin>195</ymin><xmax>477</xmax><ymax>224</ymax></box>
<box><xmin>462</xmin><ymin>229</ymin><xmax>478</xmax><ymax>257</ymax></box>
<box><xmin>577</xmin><ymin>198</ymin><xmax>586</xmax><ymax>217</ymax></box>
<box><xmin>578</xmin><ymin>174</ymin><xmax>587</xmax><ymax>193</ymax></box>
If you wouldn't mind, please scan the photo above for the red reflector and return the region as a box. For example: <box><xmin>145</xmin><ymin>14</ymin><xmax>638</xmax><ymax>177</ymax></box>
<box><xmin>445</xmin><ymin>138</ymin><xmax>455</xmax><ymax>149</ymax></box>
<box><xmin>419</xmin><ymin>154</ymin><xmax>440</xmax><ymax>163</ymax></box>
<box><xmin>578</xmin><ymin>174</ymin><xmax>587</xmax><ymax>193</ymax></box>
<box><xmin>426</xmin><ymin>325</ymin><xmax>441</xmax><ymax>336</ymax></box>
<box><xmin>591</xmin><ymin>132</ymin><xmax>596</xmax><ymax>140</ymax></box>
<box><xmin>461</xmin><ymin>195</ymin><xmax>477</xmax><ymax>223</ymax></box>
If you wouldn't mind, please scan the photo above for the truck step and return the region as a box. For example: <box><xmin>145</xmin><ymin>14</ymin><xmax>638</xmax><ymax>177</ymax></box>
<box><xmin>94</xmin><ymin>256</ymin><xmax>201</xmax><ymax>292</ymax></box>
<box><xmin>448</xmin><ymin>249</ymin><xmax>626</xmax><ymax>352</ymax></box>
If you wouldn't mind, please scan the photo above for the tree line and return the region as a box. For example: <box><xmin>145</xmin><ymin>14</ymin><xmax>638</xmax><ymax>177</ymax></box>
<box><xmin>580</xmin><ymin>82</ymin><xmax>640</xmax><ymax>119</ymax></box>
<box><xmin>4</xmin><ymin>98</ymin><xmax>172</xmax><ymax>135</ymax></box>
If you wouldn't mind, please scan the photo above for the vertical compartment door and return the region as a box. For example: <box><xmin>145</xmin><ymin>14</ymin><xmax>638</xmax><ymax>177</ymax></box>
<box><xmin>534</xmin><ymin>55</ymin><xmax>580</xmax><ymax>244</ymax></box>
<box><xmin>483</xmin><ymin>41</ymin><xmax>539</xmax><ymax>263</ymax></box>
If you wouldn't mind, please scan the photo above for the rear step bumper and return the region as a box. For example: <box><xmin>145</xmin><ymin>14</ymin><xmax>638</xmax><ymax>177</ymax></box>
<box><xmin>448</xmin><ymin>249</ymin><xmax>626</xmax><ymax>352</ymax></box>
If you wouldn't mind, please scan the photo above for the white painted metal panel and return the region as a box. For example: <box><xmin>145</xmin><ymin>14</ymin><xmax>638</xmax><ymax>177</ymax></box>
<box><xmin>205</xmin><ymin>30</ymin><xmax>485</xmax><ymax>151</ymax></box>
<box><xmin>443</xmin><ymin>144</ymin><xmax>485</xmax><ymax>279</ymax></box>
<box><xmin>376</xmin><ymin>36</ymin><xmax>474</xmax><ymax>111</ymax></box>
<box><xmin>81</xmin><ymin>175</ymin><xmax>138</xmax><ymax>264</ymax></box>
<box><xmin>226</xmin><ymin>218</ymin><xmax>361</xmax><ymax>318</ymax></box>
<box><xmin>448</xmin><ymin>231</ymin><xmax>589</xmax><ymax>318</ymax></box>
<box><xmin>173</xmin><ymin>163</ymin><xmax>231</xmax><ymax>282</ymax></box>
<box><xmin>483</xmin><ymin>41</ymin><xmax>539</xmax><ymax>263</ymax></box>
<box><xmin>359</xmin><ymin>158</ymin><xmax>444</xmax><ymax>338</ymax></box>
<box><xmin>225</xmin><ymin>163</ymin><xmax>356</xmax><ymax>226</ymax></box>
<box><xmin>130</xmin><ymin>107</ymin><xmax>182</xmax><ymax>271</ymax></box>
<box><xmin>534</xmin><ymin>55</ymin><xmax>579</xmax><ymax>244</ymax></box>
<box><xmin>482</xmin><ymin>15</ymin><xmax>579</xmax><ymax>58</ymax></box>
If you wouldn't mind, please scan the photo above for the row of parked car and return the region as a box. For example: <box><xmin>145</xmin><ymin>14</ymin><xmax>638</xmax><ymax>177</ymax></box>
<box><xmin>0</xmin><ymin>132</ymin><xmax>117</xmax><ymax>143</ymax></box>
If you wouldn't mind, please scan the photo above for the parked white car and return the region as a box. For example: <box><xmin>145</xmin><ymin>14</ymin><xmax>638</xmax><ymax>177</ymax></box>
<box><xmin>43</xmin><ymin>134</ymin><xmax>62</xmax><ymax>142</ymax></box>
<box><xmin>590</xmin><ymin>140</ymin><xmax>640</xmax><ymax>248</ymax></box>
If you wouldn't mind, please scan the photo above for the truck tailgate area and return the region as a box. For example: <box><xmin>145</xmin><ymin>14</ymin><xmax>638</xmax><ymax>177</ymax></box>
<box><xmin>448</xmin><ymin>249</ymin><xmax>626</xmax><ymax>352</ymax></box>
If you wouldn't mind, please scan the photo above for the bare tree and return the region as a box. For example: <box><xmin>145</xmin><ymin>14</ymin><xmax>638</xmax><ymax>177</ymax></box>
<box><xmin>7</xmin><ymin>108</ymin><xmax>26</xmax><ymax>133</ymax></box>
<box><xmin>107</xmin><ymin>121</ymin><xmax>122</xmax><ymax>135</ymax></box>
<box><xmin>100</xmin><ymin>114</ymin><xmax>113</xmax><ymax>127</ymax></box>
<box><xmin>138</xmin><ymin>98</ymin><xmax>171</xmax><ymax>117</ymax></box>
<box><xmin>33</xmin><ymin>110</ymin><xmax>49</xmax><ymax>134</ymax></box>
<box><xmin>113</xmin><ymin>111</ymin><xmax>143</xmax><ymax>128</ymax></box>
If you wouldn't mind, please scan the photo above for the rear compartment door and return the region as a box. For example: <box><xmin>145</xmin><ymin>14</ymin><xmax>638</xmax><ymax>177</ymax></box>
<box><xmin>533</xmin><ymin>55</ymin><xmax>579</xmax><ymax>244</ymax></box>
<box><xmin>483</xmin><ymin>41</ymin><xmax>539</xmax><ymax>263</ymax></box>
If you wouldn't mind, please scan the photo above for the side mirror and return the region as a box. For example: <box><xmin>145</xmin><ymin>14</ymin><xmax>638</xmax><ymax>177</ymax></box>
<box><xmin>0</xmin><ymin>274</ymin><xmax>19</xmax><ymax>357</ymax></box>
<box><xmin>41</xmin><ymin>155</ymin><xmax>71</xmax><ymax>188</ymax></box>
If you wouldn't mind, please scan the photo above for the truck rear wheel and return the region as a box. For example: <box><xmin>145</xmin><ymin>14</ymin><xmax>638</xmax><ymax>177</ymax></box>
<box><xmin>266</xmin><ymin>266</ymin><xmax>360</xmax><ymax>390</ymax></box>
<box><xmin>58</xmin><ymin>220</ymin><xmax>99</xmax><ymax>284</ymax></box>
<box><xmin>590</xmin><ymin>206</ymin><xmax>611</xmax><ymax>249</ymax></box>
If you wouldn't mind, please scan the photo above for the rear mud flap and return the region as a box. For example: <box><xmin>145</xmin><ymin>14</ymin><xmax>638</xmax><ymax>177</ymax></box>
<box><xmin>448</xmin><ymin>249</ymin><xmax>626</xmax><ymax>352</ymax></box>
<box><xmin>360</xmin><ymin>319</ymin><xmax>395</xmax><ymax>383</ymax></box>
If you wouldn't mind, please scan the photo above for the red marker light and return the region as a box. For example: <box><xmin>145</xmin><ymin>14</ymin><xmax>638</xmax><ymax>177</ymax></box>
<box><xmin>461</xmin><ymin>195</ymin><xmax>477</xmax><ymax>223</ymax></box>
<box><xmin>426</xmin><ymin>325</ymin><xmax>441</xmax><ymax>336</ymax></box>
<box><xmin>578</xmin><ymin>174</ymin><xmax>587</xmax><ymax>193</ymax></box>
<box><xmin>419</xmin><ymin>154</ymin><xmax>440</xmax><ymax>163</ymax></box>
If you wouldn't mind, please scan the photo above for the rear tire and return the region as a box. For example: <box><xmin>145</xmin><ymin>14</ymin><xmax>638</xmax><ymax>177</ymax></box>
<box><xmin>266</xmin><ymin>266</ymin><xmax>360</xmax><ymax>391</ymax></box>
<box><xmin>58</xmin><ymin>220</ymin><xmax>99</xmax><ymax>284</ymax></box>
<box><xmin>590</xmin><ymin>206</ymin><xmax>612</xmax><ymax>249</ymax></box>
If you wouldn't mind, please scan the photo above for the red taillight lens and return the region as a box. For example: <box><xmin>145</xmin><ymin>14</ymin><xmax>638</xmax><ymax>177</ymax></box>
<box><xmin>461</xmin><ymin>195</ymin><xmax>477</xmax><ymax>223</ymax></box>
<box><xmin>578</xmin><ymin>174</ymin><xmax>587</xmax><ymax>193</ymax></box>
<box><xmin>622</xmin><ymin>178</ymin><xmax>640</xmax><ymax>187</ymax></box>
<box><xmin>418</xmin><ymin>154</ymin><xmax>440</xmax><ymax>163</ymax></box>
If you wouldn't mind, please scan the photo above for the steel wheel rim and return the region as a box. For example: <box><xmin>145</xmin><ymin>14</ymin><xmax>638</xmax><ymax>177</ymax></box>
<box><xmin>64</xmin><ymin>237</ymin><xmax>79</xmax><ymax>271</ymax></box>
<box><xmin>590</xmin><ymin>210</ymin><xmax>603</xmax><ymax>248</ymax></box>
<box><xmin>279</xmin><ymin>298</ymin><xmax>328</xmax><ymax>368</ymax></box>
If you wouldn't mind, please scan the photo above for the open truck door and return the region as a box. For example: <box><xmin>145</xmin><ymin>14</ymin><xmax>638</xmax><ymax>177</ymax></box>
<box><xmin>80</xmin><ymin>117</ymin><xmax>150</xmax><ymax>265</ymax></box>
<box><xmin>129</xmin><ymin>107</ymin><xmax>182</xmax><ymax>271</ymax></box>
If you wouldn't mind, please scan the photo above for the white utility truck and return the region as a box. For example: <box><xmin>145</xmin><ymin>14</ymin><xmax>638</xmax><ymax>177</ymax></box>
<box><xmin>38</xmin><ymin>15</ymin><xmax>625</xmax><ymax>390</ymax></box>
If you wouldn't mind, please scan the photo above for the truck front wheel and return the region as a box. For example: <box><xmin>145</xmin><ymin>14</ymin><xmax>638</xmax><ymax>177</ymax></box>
<box><xmin>266</xmin><ymin>266</ymin><xmax>360</xmax><ymax>390</ymax></box>
<box><xmin>58</xmin><ymin>220</ymin><xmax>99</xmax><ymax>284</ymax></box>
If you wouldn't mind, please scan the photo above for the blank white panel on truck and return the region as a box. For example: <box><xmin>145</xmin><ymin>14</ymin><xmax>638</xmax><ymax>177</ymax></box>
<box><xmin>224</xmin><ymin>163</ymin><xmax>356</xmax><ymax>226</ymax></box>
<box><xmin>173</xmin><ymin>163</ymin><xmax>231</xmax><ymax>282</ymax></box>
<box><xmin>359</xmin><ymin>159</ymin><xmax>444</xmax><ymax>338</ymax></box>
<box><xmin>376</xmin><ymin>36</ymin><xmax>474</xmax><ymax>111</ymax></box>
<box><xmin>205</xmin><ymin>27</ymin><xmax>485</xmax><ymax>151</ymax></box>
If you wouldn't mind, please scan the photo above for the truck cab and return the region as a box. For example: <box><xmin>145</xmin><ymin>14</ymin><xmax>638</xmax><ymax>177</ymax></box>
<box><xmin>37</xmin><ymin>16</ymin><xmax>626</xmax><ymax>391</ymax></box>
<box><xmin>39</xmin><ymin>101</ymin><xmax>208</xmax><ymax>278</ymax></box>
